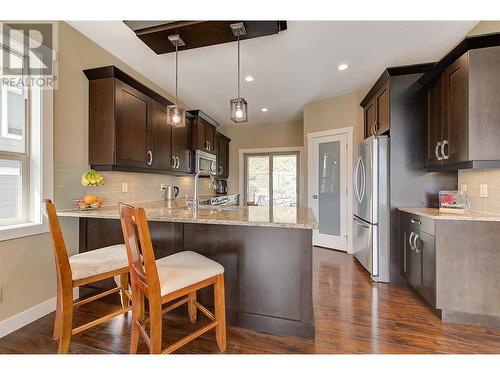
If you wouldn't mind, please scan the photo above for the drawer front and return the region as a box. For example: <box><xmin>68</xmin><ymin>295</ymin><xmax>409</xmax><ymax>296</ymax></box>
<box><xmin>401</xmin><ymin>212</ymin><xmax>434</xmax><ymax>236</ymax></box>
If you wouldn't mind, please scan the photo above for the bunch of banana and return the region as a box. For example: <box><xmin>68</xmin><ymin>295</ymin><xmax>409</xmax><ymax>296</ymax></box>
<box><xmin>81</xmin><ymin>169</ymin><xmax>104</xmax><ymax>186</ymax></box>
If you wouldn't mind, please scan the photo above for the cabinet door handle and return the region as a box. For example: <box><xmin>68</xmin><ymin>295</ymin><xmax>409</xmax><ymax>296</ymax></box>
<box><xmin>435</xmin><ymin>142</ymin><xmax>443</xmax><ymax>161</ymax></box>
<box><xmin>147</xmin><ymin>151</ymin><xmax>153</xmax><ymax>166</ymax></box>
<box><xmin>413</xmin><ymin>233</ymin><xmax>420</xmax><ymax>253</ymax></box>
<box><xmin>219</xmin><ymin>166</ymin><xmax>223</xmax><ymax>174</ymax></box>
<box><xmin>442</xmin><ymin>140</ymin><xmax>449</xmax><ymax>160</ymax></box>
<box><xmin>171</xmin><ymin>155</ymin><xmax>176</xmax><ymax>168</ymax></box>
<box><xmin>370</xmin><ymin>121</ymin><xmax>377</xmax><ymax>136</ymax></box>
<box><xmin>408</xmin><ymin>232</ymin><xmax>415</xmax><ymax>249</ymax></box>
<box><xmin>410</xmin><ymin>218</ymin><xmax>421</xmax><ymax>225</ymax></box>
<box><xmin>175</xmin><ymin>156</ymin><xmax>180</xmax><ymax>169</ymax></box>
<box><xmin>208</xmin><ymin>141</ymin><xmax>211</xmax><ymax>151</ymax></box>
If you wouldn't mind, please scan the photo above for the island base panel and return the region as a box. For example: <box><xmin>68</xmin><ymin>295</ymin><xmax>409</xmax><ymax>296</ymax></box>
<box><xmin>78</xmin><ymin>218</ymin><xmax>315</xmax><ymax>339</ymax></box>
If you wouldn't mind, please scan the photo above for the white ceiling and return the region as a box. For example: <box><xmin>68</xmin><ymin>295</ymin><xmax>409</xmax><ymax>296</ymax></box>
<box><xmin>69</xmin><ymin>21</ymin><xmax>477</xmax><ymax>126</ymax></box>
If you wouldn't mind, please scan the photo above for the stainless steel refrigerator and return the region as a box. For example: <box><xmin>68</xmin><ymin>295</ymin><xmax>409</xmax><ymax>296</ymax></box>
<box><xmin>353</xmin><ymin>135</ymin><xmax>390</xmax><ymax>283</ymax></box>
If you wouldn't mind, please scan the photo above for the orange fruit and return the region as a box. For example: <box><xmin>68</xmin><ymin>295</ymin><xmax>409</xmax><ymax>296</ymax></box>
<box><xmin>84</xmin><ymin>195</ymin><xmax>97</xmax><ymax>204</ymax></box>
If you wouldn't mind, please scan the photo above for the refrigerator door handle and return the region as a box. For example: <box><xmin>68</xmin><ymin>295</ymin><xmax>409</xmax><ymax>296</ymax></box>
<box><xmin>353</xmin><ymin>156</ymin><xmax>361</xmax><ymax>203</ymax></box>
<box><xmin>359</xmin><ymin>156</ymin><xmax>366</xmax><ymax>203</ymax></box>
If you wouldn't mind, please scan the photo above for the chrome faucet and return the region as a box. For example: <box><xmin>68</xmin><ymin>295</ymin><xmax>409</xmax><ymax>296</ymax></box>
<box><xmin>193</xmin><ymin>170</ymin><xmax>216</xmax><ymax>210</ymax></box>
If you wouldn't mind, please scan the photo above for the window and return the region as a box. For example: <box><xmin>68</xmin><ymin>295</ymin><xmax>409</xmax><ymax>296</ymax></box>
<box><xmin>244</xmin><ymin>151</ymin><xmax>299</xmax><ymax>207</ymax></box>
<box><xmin>0</xmin><ymin>43</ymin><xmax>53</xmax><ymax>240</ymax></box>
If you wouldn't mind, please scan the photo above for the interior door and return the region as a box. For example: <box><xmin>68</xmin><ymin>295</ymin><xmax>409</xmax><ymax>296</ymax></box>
<box><xmin>309</xmin><ymin>133</ymin><xmax>348</xmax><ymax>251</ymax></box>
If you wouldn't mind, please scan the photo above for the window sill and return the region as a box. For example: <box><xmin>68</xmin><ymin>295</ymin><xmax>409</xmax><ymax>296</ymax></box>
<box><xmin>0</xmin><ymin>222</ymin><xmax>49</xmax><ymax>242</ymax></box>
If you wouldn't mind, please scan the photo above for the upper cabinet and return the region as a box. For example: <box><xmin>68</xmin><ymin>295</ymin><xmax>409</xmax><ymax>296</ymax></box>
<box><xmin>421</xmin><ymin>34</ymin><xmax>500</xmax><ymax>170</ymax></box>
<box><xmin>188</xmin><ymin>110</ymin><xmax>218</xmax><ymax>155</ymax></box>
<box><xmin>215</xmin><ymin>132</ymin><xmax>230</xmax><ymax>179</ymax></box>
<box><xmin>363</xmin><ymin>82</ymin><xmax>390</xmax><ymax>138</ymax></box>
<box><xmin>84</xmin><ymin>66</ymin><xmax>192</xmax><ymax>174</ymax></box>
<box><xmin>361</xmin><ymin>64</ymin><xmax>433</xmax><ymax>139</ymax></box>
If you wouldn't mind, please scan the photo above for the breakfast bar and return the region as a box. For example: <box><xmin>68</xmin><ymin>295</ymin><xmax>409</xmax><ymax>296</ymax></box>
<box><xmin>58</xmin><ymin>201</ymin><xmax>318</xmax><ymax>339</ymax></box>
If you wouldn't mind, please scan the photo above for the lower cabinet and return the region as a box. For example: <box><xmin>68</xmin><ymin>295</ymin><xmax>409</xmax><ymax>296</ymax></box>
<box><xmin>401</xmin><ymin>213</ymin><xmax>436</xmax><ymax>308</ymax></box>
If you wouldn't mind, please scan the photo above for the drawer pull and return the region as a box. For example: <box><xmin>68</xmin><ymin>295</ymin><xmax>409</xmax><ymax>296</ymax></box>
<box><xmin>410</xmin><ymin>218</ymin><xmax>421</xmax><ymax>225</ymax></box>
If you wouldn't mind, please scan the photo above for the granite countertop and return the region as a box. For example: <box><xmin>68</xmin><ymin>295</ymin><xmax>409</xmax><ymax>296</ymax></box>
<box><xmin>399</xmin><ymin>207</ymin><xmax>500</xmax><ymax>222</ymax></box>
<box><xmin>57</xmin><ymin>200</ymin><xmax>318</xmax><ymax>230</ymax></box>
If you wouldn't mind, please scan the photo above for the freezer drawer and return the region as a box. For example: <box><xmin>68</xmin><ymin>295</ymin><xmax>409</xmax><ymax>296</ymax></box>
<box><xmin>353</xmin><ymin>216</ymin><xmax>378</xmax><ymax>276</ymax></box>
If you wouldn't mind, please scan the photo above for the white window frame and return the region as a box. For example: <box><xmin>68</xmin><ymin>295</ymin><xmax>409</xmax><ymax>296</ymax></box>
<box><xmin>0</xmin><ymin>39</ymin><xmax>53</xmax><ymax>241</ymax></box>
<box><xmin>1</xmin><ymin>84</ymin><xmax>24</xmax><ymax>140</ymax></box>
<box><xmin>238</xmin><ymin>147</ymin><xmax>303</xmax><ymax>207</ymax></box>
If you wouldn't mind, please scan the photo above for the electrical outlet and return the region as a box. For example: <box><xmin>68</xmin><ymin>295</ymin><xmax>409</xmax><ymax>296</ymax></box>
<box><xmin>460</xmin><ymin>184</ymin><xmax>467</xmax><ymax>193</ymax></box>
<box><xmin>160</xmin><ymin>184</ymin><xmax>166</xmax><ymax>191</ymax></box>
<box><xmin>121</xmin><ymin>182</ymin><xmax>129</xmax><ymax>193</ymax></box>
<box><xmin>480</xmin><ymin>184</ymin><xmax>488</xmax><ymax>198</ymax></box>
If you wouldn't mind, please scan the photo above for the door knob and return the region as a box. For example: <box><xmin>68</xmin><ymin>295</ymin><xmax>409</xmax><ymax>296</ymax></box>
<box><xmin>312</xmin><ymin>194</ymin><xmax>318</xmax><ymax>199</ymax></box>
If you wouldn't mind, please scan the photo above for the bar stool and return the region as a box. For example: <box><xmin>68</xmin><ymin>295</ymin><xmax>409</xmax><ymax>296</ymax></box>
<box><xmin>44</xmin><ymin>199</ymin><xmax>132</xmax><ymax>354</ymax></box>
<box><xmin>118</xmin><ymin>203</ymin><xmax>226</xmax><ymax>354</ymax></box>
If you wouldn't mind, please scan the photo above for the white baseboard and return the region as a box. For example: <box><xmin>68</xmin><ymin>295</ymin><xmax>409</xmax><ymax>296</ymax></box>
<box><xmin>0</xmin><ymin>288</ymin><xmax>79</xmax><ymax>339</ymax></box>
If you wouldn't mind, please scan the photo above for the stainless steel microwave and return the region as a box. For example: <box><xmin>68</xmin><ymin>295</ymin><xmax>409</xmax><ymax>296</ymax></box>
<box><xmin>194</xmin><ymin>150</ymin><xmax>216</xmax><ymax>173</ymax></box>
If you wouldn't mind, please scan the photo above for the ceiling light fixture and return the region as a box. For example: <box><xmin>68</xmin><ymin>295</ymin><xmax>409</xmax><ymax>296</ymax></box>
<box><xmin>230</xmin><ymin>22</ymin><xmax>248</xmax><ymax>123</ymax></box>
<box><xmin>167</xmin><ymin>34</ymin><xmax>186</xmax><ymax>127</ymax></box>
<box><xmin>261</xmin><ymin>107</ymin><xmax>268</xmax><ymax>112</ymax></box>
<box><xmin>337</xmin><ymin>63</ymin><xmax>349</xmax><ymax>71</ymax></box>
<box><xmin>244</xmin><ymin>75</ymin><xmax>254</xmax><ymax>82</ymax></box>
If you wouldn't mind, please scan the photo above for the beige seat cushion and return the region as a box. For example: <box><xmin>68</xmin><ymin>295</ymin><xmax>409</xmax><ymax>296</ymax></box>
<box><xmin>69</xmin><ymin>244</ymin><xmax>129</xmax><ymax>281</ymax></box>
<box><xmin>156</xmin><ymin>251</ymin><xmax>224</xmax><ymax>296</ymax></box>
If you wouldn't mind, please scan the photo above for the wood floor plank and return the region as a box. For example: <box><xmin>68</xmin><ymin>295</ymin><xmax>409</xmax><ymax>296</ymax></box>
<box><xmin>1</xmin><ymin>247</ymin><xmax>500</xmax><ymax>354</ymax></box>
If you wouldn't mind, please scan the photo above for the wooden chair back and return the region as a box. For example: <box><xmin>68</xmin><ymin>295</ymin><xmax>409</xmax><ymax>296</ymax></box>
<box><xmin>43</xmin><ymin>199</ymin><xmax>73</xmax><ymax>290</ymax></box>
<box><xmin>118</xmin><ymin>203</ymin><xmax>160</xmax><ymax>299</ymax></box>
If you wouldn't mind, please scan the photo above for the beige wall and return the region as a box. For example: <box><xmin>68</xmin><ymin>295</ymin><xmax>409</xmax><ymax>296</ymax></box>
<box><xmin>0</xmin><ymin>21</ymin><xmax>205</xmax><ymax>323</ymax></box>
<box><xmin>467</xmin><ymin>21</ymin><xmax>500</xmax><ymax>36</ymax></box>
<box><xmin>219</xmin><ymin>120</ymin><xmax>304</xmax><ymax>198</ymax></box>
<box><xmin>302</xmin><ymin>90</ymin><xmax>367</xmax><ymax>205</ymax></box>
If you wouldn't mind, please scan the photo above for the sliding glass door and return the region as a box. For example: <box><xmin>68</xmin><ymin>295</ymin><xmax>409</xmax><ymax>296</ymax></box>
<box><xmin>244</xmin><ymin>152</ymin><xmax>299</xmax><ymax>207</ymax></box>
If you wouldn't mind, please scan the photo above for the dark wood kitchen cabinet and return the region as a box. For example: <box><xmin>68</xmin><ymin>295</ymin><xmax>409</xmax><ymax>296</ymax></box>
<box><xmin>422</xmin><ymin>40</ymin><xmax>500</xmax><ymax>170</ymax></box>
<box><xmin>84</xmin><ymin>66</ymin><xmax>192</xmax><ymax>175</ymax></box>
<box><xmin>188</xmin><ymin>110</ymin><xmax>218</xmax><ymax>155</ymax></box>
<box><xmin>215</xmin><ymin>132</ymin><xmax>230</xmax><ymax>178</ymax></box>
<box><xmin>362</xmin><ymin>81</ymin><xmax>390</xmax><ymax>138</ymax></box>
<box><xmin>401</xmin><ymin>212</ymin><xmax>436</xmax><ymax>308</ymax></box>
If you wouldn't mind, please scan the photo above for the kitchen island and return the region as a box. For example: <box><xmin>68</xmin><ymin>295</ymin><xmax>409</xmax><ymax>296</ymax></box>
<box><xmin>58</xmin><ymin>201</ymin><xmax>318</xmax><ymax>339</ymax></box>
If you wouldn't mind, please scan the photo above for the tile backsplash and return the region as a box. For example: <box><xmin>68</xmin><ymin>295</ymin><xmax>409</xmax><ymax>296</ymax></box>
<box><xmin>54</xmin><ymin>162</ymin><xmax>215</xmax><ymax>210</ymax></box>
<box><xmin>458</xmin><ymin>169</ymin><xmax>500</xmax><ymax>214</ymax></box>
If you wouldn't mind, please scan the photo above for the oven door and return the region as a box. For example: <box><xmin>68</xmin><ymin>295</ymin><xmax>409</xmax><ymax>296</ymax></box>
<box><xmin>195</xmin><ymin>150</ymin><xmax>216</xmax><ymax>173</ymax></box>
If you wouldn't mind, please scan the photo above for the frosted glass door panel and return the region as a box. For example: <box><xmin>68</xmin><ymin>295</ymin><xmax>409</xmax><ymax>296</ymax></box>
<box><xmin>318</xmin><ymin>141</ymin><xmax>341</xmax><ymax>236</ymax></box>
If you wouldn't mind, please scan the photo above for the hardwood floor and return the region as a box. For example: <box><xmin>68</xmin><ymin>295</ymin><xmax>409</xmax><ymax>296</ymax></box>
<box><xmin>1</xmin><ymin>247</ymin><xmax>500</xmax><ymax>354</ymax></box>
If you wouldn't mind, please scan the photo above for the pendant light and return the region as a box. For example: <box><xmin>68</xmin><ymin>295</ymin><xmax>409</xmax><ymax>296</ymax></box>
<box><xmin>167</xmin><ymin>34</ymin><xmax>186</xmax><ymax>127</ymax></box>
<box><xmin>230</xmin><ymin>22</ymin><xmax>248</xmax><ymax>123</ymax></box>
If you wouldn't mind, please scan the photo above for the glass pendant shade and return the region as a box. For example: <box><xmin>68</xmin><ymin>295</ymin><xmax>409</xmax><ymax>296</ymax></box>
<box><xmin>167</xmin><ymin>105</ymin><xmax>185</xmax><ymax>127</ymax></box>
<box><xmin>230</xmin><ymin>97</ymin><xmax>248</xmax><ymax>123</ymax></box>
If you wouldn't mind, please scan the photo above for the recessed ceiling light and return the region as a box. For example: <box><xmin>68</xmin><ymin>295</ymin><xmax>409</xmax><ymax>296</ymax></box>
<box><xmin>261</xmin><ymin>107</ymin><xmax>268</xmax><ymax>112</ymax></box>
<box><xmin>244</xmin><ymin>75</ymin><xmax>254</xmax><ymax>82</ymax></box>
<box><xmin>337</xmin><ymin>64</ymin><xmax>349</xmax><ymax>71</ymax></box>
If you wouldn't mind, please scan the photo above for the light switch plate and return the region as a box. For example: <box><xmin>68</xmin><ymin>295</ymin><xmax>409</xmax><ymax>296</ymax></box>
<box><xmin>480</xmin><ymin>184</ymin><xmax>488</xmax><ymax>198</ymax></box>
<box><xmin>122</xmin><ymin>182</ymin><xmax>129</xmax><ymax>193</ymax></box>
